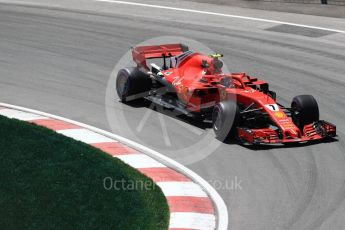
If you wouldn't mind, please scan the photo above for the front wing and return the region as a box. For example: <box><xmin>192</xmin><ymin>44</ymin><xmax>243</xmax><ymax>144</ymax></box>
<box><xmin>237</xmin><ymin>120</ymin><xmax>336</xmax><ymax>144</ymax></box>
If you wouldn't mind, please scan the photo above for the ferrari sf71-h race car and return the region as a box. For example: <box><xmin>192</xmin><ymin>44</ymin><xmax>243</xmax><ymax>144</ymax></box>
<box><xmin>116</xmin><ymin>43</ymin><xmax>336</xmax><ymax>144</ymax></box>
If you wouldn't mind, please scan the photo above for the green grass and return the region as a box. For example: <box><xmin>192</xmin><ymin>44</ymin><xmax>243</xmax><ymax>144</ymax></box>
<box><xmin>0</xmin><ymin>115</ymin><xmax>169</xmax><ymax>230</ymax></box>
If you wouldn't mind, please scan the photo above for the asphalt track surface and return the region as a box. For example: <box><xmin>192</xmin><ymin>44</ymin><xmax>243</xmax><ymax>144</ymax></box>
<box><xmin>1</xmin><ymin>1</ymin><xmax>345</xmax><ymax>229</ymax></box>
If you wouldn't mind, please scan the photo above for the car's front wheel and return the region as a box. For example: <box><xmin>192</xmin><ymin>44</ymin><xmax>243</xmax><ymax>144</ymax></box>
<box><xmin>291</xmin><ymin>95</ymin><xmax>319</xmax><ymax>128</ymax></box>
<box><xmin>212</xmin><ymin>100</ymin><xmax>240</xmax><ymax>141</ymax></box>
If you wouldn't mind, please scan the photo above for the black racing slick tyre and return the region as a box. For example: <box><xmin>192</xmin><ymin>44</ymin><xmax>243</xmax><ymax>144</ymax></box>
<box><xmin>291</xmin><ymin>95</ymin><xmax>319</xmax><ymax>128</ymax></box>
<box><xmin>212</xmin><ymin>100</ymin><xmax>240</xmax><ymax>141</ymax></box>
<box><xmin>116</xmin><ymin>67</ymin><xmax>152</xmax><ymax>102</ymax></box>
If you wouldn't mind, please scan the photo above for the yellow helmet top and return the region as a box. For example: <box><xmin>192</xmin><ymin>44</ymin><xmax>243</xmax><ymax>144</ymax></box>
<box><xmin>209</xmin><ymin>53</ymin><xmax>224</xmax><ymax>58</ymax></box>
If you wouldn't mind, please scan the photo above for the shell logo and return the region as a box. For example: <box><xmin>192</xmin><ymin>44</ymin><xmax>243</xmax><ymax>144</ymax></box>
<box><xmin>274</xmin><ymin>111</ymin><xmax>285</xmax><ymax>118</ymax></box>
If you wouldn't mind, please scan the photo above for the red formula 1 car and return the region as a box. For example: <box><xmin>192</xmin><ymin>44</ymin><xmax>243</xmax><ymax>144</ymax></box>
<box><xmin>116</xmin><ymin>43</ymin><xmax>336</xmax><ymax>144</ymax></box>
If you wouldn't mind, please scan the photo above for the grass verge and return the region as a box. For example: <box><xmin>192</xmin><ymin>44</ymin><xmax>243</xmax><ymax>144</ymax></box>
<box><xmin>0</xmin><ymin>115</ymin><xmax>169</xmax><ymax>230</ymax></box>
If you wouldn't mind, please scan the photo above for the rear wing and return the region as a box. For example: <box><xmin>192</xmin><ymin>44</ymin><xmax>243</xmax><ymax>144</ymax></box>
<box><xmin>132</xmin><ymin>43</ymin><xmax>189</xmax><ymax>70</ymax></box>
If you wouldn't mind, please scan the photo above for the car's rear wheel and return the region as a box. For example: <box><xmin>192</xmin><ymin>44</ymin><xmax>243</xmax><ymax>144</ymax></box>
<box><xmin>116</xmin><ymin>67</ymin><xmax>152</xmax><ymax>102</ymax></box>
<box><xmin>291</xmin><ymin>95</ymin><xmax>319</xmax><ymax>128</ymax></box>
<box><xmin>212</xmin><ymin>100</ymin><xmax>240</xmax><ymax>141</ymax></box>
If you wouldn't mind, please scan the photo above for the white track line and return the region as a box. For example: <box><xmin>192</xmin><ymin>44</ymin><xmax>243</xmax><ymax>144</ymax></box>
<box><xmin>0</xmin><ymin>108</ymin><xmax>49</xmax><ymax>121</ymax></box>
<box><xmin>116</xmin><ymin>154</ymin><xmax>166</xmax><ymax>168</ymax></box>
<box><xmin>157</xmin><ymin>181</ymin><xmax>208</xmax><ymax>197</ymax></box>
<box><xmin>57</xmin><ymin>128</ymin><xmax>116</xmax><ymax>144</ymax></box>
<box><xmin>96</xmin><ymin>0</ymin><xmax>345</xmax><ymax>34</ymax></box>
